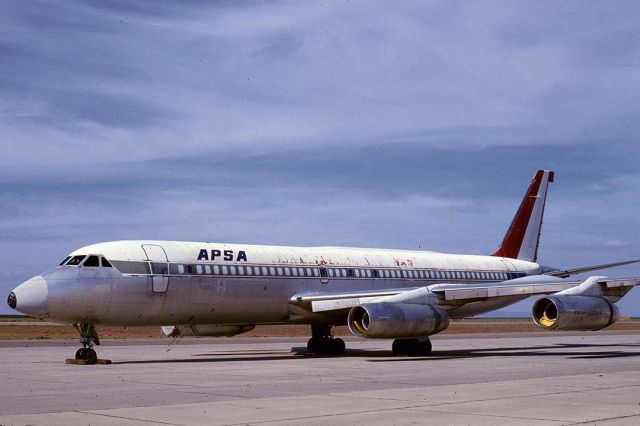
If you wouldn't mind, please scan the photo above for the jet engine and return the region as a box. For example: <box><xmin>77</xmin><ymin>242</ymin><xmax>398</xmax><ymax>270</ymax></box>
<box><xmin>161</xmin><ymin>324</ymin><xmax>255</xmax><ymax>337</ymax></box>
<box><xmin>532</xmin><ymin>295</ymin><xmax>619</xmax><ymax>331</ymax></box>
<box><xmin>347</xmin><ymin>302</ymin><xmax>449</xmax><ymax>338</ymax></box>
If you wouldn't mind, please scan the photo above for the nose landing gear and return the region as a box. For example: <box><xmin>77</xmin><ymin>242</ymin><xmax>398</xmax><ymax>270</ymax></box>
<box><xmin>306</xmin><ymin>324</ymin><xmax>346</xmax><ymax>355</ymax></box>
<box><xmin>73</xmin><ymin>323</ymin><xmax>100</xmax><ymax>364</ymax></box>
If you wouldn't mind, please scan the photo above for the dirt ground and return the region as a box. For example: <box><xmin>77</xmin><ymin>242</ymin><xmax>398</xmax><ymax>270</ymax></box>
<box><xmin>2</xmin><ymin>317</ymin><xmax>640</xmax><ymax>340</ymax></box>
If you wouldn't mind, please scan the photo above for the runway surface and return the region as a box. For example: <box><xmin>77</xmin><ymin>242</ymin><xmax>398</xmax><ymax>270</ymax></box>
<box><xmin>2</xmin><ymin>332</ymin><xmax>640</xmax><ymax>425</ymax></box>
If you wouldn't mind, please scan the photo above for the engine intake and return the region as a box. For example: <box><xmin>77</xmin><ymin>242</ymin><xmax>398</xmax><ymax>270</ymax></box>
<box><xmin>161</xmin><ymin>324</ymin><xmax>255</xmax><ymax>337</ymax></box>
<box><xmin>532</xmin><ymin>295</ymin><xmax>618</xmax><ymax>331</ymax></box>
<box><xmin>347</xmin><ymin>302</ymin><xmax>449</xmax><ymax>338</ymax></box>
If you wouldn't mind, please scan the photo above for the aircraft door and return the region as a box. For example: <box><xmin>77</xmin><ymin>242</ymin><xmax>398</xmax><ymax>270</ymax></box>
<box><xmin>319</xmin><ymin>267</ymin><xmax>329</xmax><ymax>284</ymax></box>
<box><xmin>142</xmin><ymin>244</ymin><xmax>169</xmax><ymax>293</ymax></box>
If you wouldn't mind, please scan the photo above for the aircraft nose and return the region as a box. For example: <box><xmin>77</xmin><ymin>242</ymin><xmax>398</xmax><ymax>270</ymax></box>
<box><xmin>9</xmin><ymin>276</ymin><xmax>48</xmax><ymax>318</ymax></box>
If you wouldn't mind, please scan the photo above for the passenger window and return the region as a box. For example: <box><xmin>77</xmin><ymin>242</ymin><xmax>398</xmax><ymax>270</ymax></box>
<box><xmin>187</xmin><ymin>265</ymin><xmax>193</xmax><ymax>274</ymax></box>
<box><xmin>222</xmin><ymin>266</ymin><xmax>228</xmax><ymax>275</ymax></box>
<box><xmin>230</xmin><ymin>266</ymin><xmax>237</xmax><ymax>275</ymax></box>
<box><xmin>276</xmin><ymin>267</ymin><xmax>283</xmax><ymax>275</ymax></box>
<box><xmin>292</xmin><ymin>268</ymin><xmax>298</xmax><ymax>276</ymax></box>
<box><xmin>196</xmin><ymin>265</ymin><xmax>202</xmax><ymax>274</ymax></box>
<box><xmin>83</xmin><ymin>256</ymin><xmax>100</xmax><ymax>267</ymax></box>
<box><xmin>284</xmin><ymin>268</ymin><xmax>290</xmax><ymax>276</ymax></box>
<box><xmin>101</xmin><ymin>258</ymin><xmax>112</xmax><ymax>268</ymax></box>
<box><xmin>269</xmin><ymin>267</ymin><xmax>275</xmax><ymax>275</ymax></box>
<box><xmin>205</xmin><ymin>265</ymin><xmax>211</xmax><ymax>274</ymax></box>
<box><xmin>214</xmin><ymin>265</ymin><xmax>220</xmax><ymax>274</ymax></box>
<box><xmin>178</xmin><ymin>265</ymin><xmax>185</xmax><ymax>274</ymax></box>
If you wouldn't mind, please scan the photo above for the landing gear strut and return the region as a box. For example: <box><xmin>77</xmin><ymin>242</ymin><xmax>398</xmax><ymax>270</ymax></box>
<box><xmin>392</xmin><ymin>337</ymin><xmax>432</xmax><ymax>356</ymax></box>
<box><xmin>306</xmin><ymin>324</ymin><xmax>345</xmax><ymax>355</ymax></box>
<box><xmin>73</xmin><ymin>323</ymin><xmax>100</xmax><ymax>364</ymax></box>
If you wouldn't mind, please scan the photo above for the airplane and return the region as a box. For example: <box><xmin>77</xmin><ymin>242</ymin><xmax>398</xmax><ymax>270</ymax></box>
<box><xmin>7</xmin><ymin>169</ymin><xmax>640</xmax><ymax>364</ymax></box>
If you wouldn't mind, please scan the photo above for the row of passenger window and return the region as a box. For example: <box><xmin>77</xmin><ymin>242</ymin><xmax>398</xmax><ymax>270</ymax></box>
<box><xmin>154</xmin><ymin>262</ymin><xmax>521</xmax><ymax>281</ymax></box>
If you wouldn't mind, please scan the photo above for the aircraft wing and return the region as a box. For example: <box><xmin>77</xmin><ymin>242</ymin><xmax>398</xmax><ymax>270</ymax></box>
<box><xmin>545</xmin><ymin>259</ymin><xmax>640</xmax><ymax>278</ymax></box>
<box><xmin>290</xmin><ymin>287</ymin><xmax>420</xmax><ymax>312</ymax></box>
<box><xmin>290</xmin><ymin>276</ymin><xmax>640</xmax><ymax>313</ymax></box>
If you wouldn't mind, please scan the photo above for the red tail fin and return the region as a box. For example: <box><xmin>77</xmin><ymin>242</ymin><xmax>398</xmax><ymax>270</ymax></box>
<box><xmin>492</xmin><ymin>170</ymin><xmax>554</xmax><ymax>262</ymax></box>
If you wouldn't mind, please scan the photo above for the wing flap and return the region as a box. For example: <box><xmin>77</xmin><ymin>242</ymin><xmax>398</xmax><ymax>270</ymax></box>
<box><xmin>437</xmin><ymin>282</ymin><xmax>578</xmax><ymax>301</ymax></box>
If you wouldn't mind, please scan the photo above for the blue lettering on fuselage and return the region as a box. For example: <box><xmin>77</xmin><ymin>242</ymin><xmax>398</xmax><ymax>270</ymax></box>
<box><xmin>197</xmin><ymin>249</ymin><xmax>248</xmax><ymax>262</ymax></box>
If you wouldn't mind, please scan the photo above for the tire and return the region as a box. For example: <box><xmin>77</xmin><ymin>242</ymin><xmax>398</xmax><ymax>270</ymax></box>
<box><xmin>407</xmin><ymin>338</ymin><xmax>432</xmax><ymax>356</ymax></box>
<box><xmin>307</xmin><ymin>337</ymin><xmax>321</xmax><ymax>354</ymax></box>
<box><xmin>332</xmin><ymin>338</ymin><xmax>346</xmax><ymax>354</ymax></box>
<box><xmin>84</xmin><ymin>348</ymin><xmax>97</xmax><ymax>365</ymax></box>
<box><xmin>75</xmin><ymin>348</ymin><xmax>86</xmax><ymax>360</ymax></box>
<box><xmin>392</xmin><ymin>339</ymin><xmax>410</xmax><ymax>356</ymax></box>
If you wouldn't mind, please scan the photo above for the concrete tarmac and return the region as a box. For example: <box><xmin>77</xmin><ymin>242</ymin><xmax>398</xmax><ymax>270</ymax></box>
<box><xmin>1</xmin><ymin>332</ymin><xmax>640</xmax><ymax>425</ymax></box>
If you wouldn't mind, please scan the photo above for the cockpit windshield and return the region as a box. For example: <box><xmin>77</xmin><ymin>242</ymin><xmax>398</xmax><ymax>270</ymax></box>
<box><xmin>66</xmin><ymin>255</ymin><xmax>86</xmax><ymax>266</ymax></box>
<box><xmin>60</xmin><ymin>255</ymin><xmax>113</xmax><ymax>267</ymax></box>
<box><xmin>83</xmin><ymin>256</ymin><xmax>100</xmax><ymax>267</ymax></box>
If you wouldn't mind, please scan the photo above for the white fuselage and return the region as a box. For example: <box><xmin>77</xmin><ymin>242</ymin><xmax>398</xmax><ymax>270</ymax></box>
<box><xmin>18</xmin><ymin>240</ymin><xmax>542</xmax><ymax>326</ymax></box>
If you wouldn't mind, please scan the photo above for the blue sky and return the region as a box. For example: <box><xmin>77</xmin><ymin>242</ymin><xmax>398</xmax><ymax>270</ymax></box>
<box><xmin>1</xmin><ymin>1</ymin><xmax>639</xmax><ymax>316</ymax></box>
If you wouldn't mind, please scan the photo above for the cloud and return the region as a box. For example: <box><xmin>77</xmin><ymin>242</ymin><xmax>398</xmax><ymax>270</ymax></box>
<box><xmin>2</xmin><ymin>1</ymin><xmax>639</xmax><ymax>173</ymax></box>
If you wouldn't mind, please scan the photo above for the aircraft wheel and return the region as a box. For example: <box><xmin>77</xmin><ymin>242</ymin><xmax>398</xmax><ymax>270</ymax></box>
<box><xmin>75</xmin><ymin>348</ymin><xmax>86</xmax><ymax>360</ymax></box>
<box><xmin>393</xmin><ymin>338</ymin><xmax>432</xmax><ymax>356</ymax></box>
<box><xmin>84</xmin><ymin>348</ymin><xmax>97</xmax><ymax>365</ymax></box>
<box><xmin>392</xmin><ymin>339</ymin><xmax>410</xmax><ymax>355</ymax></box>
<box><xmin>332</xmin><ymin>338</ymin><xmax>346</xmax><ymax>354</ymax></box>
<box><xmin>307</xmin><ymin>337</ymin><xmax>321</xmax><ymax>354</ymax></box>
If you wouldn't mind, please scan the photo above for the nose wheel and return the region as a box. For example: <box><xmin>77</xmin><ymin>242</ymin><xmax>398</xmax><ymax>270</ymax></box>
<box><xmin>73</xmin><ymin>323</ymin><xmax>100</xmax><ymax>364</ymax></box>
<box><xmin>75</xmin><ymin>347</ymin><xmax>97</xmax><ymax>364</ymax></box>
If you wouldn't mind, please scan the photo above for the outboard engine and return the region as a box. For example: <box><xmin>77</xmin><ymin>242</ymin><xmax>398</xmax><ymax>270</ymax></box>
<box><xmin>532</xmin><ymin>295</ymin><xmax>618</xmax><ymax>331</ymax></box>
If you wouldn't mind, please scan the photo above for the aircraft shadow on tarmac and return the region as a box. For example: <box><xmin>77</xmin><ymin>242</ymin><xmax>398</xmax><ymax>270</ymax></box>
<box><xmin>112</xmin><ymin>342</ymin><xmax>640</xmax><ymax>365</ymax></box>
<box><xmin>364</xmin><ymin>342</ymin><xmax>640</xmax><ymax>362</ymax></box>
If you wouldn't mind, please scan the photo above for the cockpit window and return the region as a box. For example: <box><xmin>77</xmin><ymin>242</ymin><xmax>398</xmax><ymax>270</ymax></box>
<box><xmin>83</xmin><ymin>256</ymin><xmax>100</xmax><ymax>267</ymax></box>
<box><xmin>58</xmin><ymin>256</ymin><xmax>71</xmax><ymax>266</ymax></box>
<box><xmin>66</xmin><ymin>255</ymin><xmax>86</xmax><ymax>266</ymax></box>
<box><xmin>101</xmin><ymin>257</ymin><xmax>112</xmax><ymax>267</ymax></box>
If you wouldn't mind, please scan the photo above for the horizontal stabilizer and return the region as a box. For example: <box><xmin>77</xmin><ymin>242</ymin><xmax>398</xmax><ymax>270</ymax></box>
<box><xmin>546</xmin><ymin>259</ymin><xmax>640</xmax><ymax>278</ymax></box>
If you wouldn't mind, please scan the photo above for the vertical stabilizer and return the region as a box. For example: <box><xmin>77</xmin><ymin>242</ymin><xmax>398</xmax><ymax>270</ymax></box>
<box><xmin>492</xmin><ymin>169</ymin><xmax>554</xmax><ymax>262</ymax></box>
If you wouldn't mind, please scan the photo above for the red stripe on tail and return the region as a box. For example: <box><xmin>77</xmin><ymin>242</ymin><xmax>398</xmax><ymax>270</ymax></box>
<box><xmin>492</xmin><ymin>170</ymin><xmax>553</xmax><ymax>260</ymax></box>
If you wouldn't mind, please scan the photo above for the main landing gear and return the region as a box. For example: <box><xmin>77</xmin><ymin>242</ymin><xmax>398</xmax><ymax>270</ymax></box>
<box><xmin>73</xmin><ymin>323</ymin><xmax>100</xmax><ymax>364</ymax></box>
<box><xmin>392</xmin><ymin>337</ymin><xmax>432</xmax><ymax>356</ymax></box>
<box><xmin>306</xmin><ymin>324</ymin><xmax>346</xmax><ymax>355</ymax></box>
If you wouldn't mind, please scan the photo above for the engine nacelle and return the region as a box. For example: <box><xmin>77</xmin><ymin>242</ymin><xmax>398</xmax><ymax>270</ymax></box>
<box><xmin>347</xmin><ymin>302</ymin><xmax>449</xmax><ymax>338</ymax></box>
<box><xmin>161</xmin><ymin>324</ymin><xmax>255</xmax><ymax>337</ymax></box>
<box><xmin>532</xmin><ymin>295</ymin><xmax>619</xmax><ymax>331</ymax></box>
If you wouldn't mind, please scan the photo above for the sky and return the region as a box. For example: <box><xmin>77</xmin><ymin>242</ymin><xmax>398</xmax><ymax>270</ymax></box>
<box><xmin>1</xmin><ymin>1</ymin><xmax>639</xmax><ymax>317</ymax></box>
